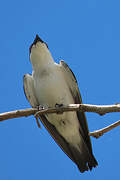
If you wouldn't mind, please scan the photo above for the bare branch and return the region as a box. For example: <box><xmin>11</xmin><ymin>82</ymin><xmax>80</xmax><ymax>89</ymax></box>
<box><xmin>89</xmin><ymin>120</ymin><xmax>120</xmax><ymax>138</ymax></box>
<box><xmin>0</xmin><ymin>103</ymin><xmax>120</xmax><ymax>138</ymax></box>
<box><xmin>0</xmin><ymin>108</ymin><xmax>37</xmax><ymax>121</ymax></box>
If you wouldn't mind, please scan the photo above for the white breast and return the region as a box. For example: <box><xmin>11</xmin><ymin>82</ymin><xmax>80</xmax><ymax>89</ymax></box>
<box><xmin>33</xmin><ymin>64</ymin><xmax>72</xmax><ymax>106</ymax></box>
<box><xmin>33</xmin><ymin>63</ymin><xmax>81</xmax><ymax>145</ymax></box>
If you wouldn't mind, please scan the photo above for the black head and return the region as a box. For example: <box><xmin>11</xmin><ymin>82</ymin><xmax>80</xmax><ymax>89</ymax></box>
<box><xmin>29</xmin><ymin>34</ymin><xmax>48</xmax><ymax>53</ymax></box>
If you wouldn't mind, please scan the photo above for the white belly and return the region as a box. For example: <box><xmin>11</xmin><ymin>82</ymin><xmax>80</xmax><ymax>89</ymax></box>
<box><xmin>33</xmin><ymin>67</ymin><xmax>72</xmax><ymax>106</ymax></box>
<box><xmin>33</xmin><ymin>66</ymin><xmax>81</xmax><ymax>144</ymax></box>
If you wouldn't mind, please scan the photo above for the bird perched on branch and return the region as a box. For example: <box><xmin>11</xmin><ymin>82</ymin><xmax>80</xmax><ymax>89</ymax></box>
<box><xmin>23</xmin><ymin>34</ymin><xmax>98</xmax><ymax>172</ymax></box>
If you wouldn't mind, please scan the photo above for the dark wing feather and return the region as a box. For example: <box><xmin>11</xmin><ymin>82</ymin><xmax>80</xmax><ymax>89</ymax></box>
<box><xmin>39</xmin><ymin>115</ymin><xmax>77</xmax><ymax>163</ymax></box>
<box><xmin>60</xmin><ymin>60</ymin><xmax>98</xmax><ymax>165</ymax></box>
<box><xmin>40</xmin><ymin>115</ymin><xmax>96</xmax><ymax>172</ymax></box>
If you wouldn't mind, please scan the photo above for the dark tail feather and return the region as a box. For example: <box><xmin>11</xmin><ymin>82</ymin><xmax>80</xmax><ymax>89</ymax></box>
<box><xmin>69</xmin><ymin>144</ymin><xmax>98</xmax><ymax>173</ymax></box>
<box><xmin>88</xmin><ymin>154</ymin><xmax>98</xmax><ymax>171</ymax></box>
<box><xmin>77</xmin><ymin>152</ymin><xmax>98</xmax><ymax>173</ymax></box>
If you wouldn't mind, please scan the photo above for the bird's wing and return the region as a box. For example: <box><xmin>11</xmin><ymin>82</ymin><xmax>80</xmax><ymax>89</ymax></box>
<box><xmin>40</xmin><ymin>60</ymin><xmax>98</xmax><ymax>172</ymax></box>
<box><xmin>39</xmin><ymin>115</ymin><xmax>77</xmax><ymax>163</ymax></box>
<box><xmin>23</xmin><ymin>73</ymin><xmax>79</xmax><ymax>164</ymax></box>
<box><xmin>59</xmin><ymin>60</ymin><xmax>95</xmax><ymax>156</ymax></box>
<box><xmin>23</xmin><ymin>73</ymin><xmax>39</xmax><ymax>107</ymax></box>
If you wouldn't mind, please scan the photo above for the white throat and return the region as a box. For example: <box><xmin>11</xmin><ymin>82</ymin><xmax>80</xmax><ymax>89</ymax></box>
<box><xmin>30</xmin><ymin>41</ymin><xmax>54</xmax><ymax>72</ymax></box>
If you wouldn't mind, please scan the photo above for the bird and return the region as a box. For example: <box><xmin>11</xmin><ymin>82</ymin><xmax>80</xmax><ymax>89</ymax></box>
<box><xmin>23</xmin><ymin>34</ymin><xmax>98</xmax><ymax>173</ymax></box>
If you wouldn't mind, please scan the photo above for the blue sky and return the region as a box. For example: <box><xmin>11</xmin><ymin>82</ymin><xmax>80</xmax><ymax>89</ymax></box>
<box><xmin>0</xmin><ymin>0</ymin><xmax>120</xmax><ymax>179</ymax></box>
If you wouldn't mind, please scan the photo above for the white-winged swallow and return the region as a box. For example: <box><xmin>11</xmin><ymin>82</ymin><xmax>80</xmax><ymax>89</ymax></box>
<box><xmin>23</xmin><ymin>35</ymin><xmax>98</xmax><ymax>172</ymax></box>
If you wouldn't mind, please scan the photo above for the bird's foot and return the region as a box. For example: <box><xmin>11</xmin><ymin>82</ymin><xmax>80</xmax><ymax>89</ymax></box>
<box><xmin>34</xmin><ymin>105</ymin><xmax>45</xmax><ymax>129</ymax></box>
<box><xmin>36</xmin><ymin>105</ymin><xmax>45</xmax><ymax>111</ymax></box>
<box><xmin>55</xmin><ymin>103</ymin><xmax>64</xmax><ymax>114</ymax></box>
<box><xmin>55</xmin><ymin>103</ymin><xmax>64</xmax><ymax>107</ymax></box>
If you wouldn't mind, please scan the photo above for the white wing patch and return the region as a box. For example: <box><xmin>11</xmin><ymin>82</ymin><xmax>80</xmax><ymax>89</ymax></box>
<box><xmin>23</xmin><ymin>74</ymin><xmax>39</xmax><ymax>107</ymax></box>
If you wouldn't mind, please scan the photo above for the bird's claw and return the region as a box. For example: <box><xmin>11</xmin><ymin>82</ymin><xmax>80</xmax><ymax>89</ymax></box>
<box><xmin>34</xmin><ymin>105</ymin><xmax>45</xmax><ymax>129</ymax></box>
<box><xmin>36</xmin><ymin>105</ymin><xmax>45</xmax><ymax>111</ymax></box>
<box><xmin>55</xmin><ymin>103</ymin><xmax>64</xmax><ymax>114</ymax></box>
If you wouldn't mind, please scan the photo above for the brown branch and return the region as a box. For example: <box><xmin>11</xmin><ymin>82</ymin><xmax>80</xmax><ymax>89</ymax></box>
<box><xmin>89</xmin><ymin>120</ymin><xmax>120</xmax><ymax>138</ymax></box>
<box><xmin>0</xmin><ymin>108</ymin><xmax>38</xmax><ymax>121</ymax></box>
<box><xmin>0</xmin><ymin>103</ymin><xmax>120</xmax><ymax>138</ymax></box>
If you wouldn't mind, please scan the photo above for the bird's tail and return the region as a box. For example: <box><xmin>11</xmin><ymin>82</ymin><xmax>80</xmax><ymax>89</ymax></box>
<box><xmin>69</xmin><ymin>143</ymin><xmax>98</xmax><ymax>173</ymax></box>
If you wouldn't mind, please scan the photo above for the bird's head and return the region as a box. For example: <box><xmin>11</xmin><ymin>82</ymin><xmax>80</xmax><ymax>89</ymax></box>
<box><xmin>29</xmin><ymin>35</ymin><xmax>54</xmax><ymax>70</ymax></box>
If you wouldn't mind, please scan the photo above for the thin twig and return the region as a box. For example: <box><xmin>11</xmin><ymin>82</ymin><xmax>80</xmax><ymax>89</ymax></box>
<box><xmin>89</xmin><ymin>120</ymin><xmax>120</xmax><ymax>138</ymax></box>
<box><xmin>0</xmin><ymin>108</ymin><xmax>37</xmax><ymax>121</ymax></box>
<box><xmin>0</xmin><ymin>104</ymin><xmax>120</xmax><ymax>138</ymax></box>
